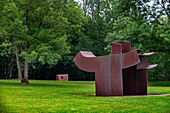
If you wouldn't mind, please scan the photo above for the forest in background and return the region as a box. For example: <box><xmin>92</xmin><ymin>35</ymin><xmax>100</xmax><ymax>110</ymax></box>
<box><xmin>0</xmin><ymin>0</ymin><xmax>169</xmax><ymax>82</ymax></box>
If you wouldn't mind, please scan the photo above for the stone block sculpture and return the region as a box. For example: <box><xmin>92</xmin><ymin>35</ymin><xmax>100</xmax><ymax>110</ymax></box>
<box><xmin>74</xmin><ymin>41</ymin><xmax>157</xmax><ymax>96</ymax></box>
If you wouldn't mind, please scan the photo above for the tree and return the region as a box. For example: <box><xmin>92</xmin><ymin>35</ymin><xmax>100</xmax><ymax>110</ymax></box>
<box><xmin>0</xmin><ymin>0</ymin><xmax>85</xmax><ymax>83</ymax></box>
<box><xmin>136</xmin><ymin>0</ymin><xmax>170</xmax><ymax>25</ymax></box>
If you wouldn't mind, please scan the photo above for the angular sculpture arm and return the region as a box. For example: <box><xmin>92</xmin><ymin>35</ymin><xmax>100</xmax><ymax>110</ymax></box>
<box><xmin>74</xmin><ymin>51</ymin><xmax>96</xmax><ymax>72</ymax></box>
<box><xmin>74</xmin><ymin>50</ymin><xmax>141</xmax><ymax>71</ymax></box>
<box><xmin>137</xmin><ymin>52</ymin><xmax>158</xmax><ymax>70</ymax></box>
<box><xmin>123</xmin><ymin>50</ymin><xmax>140</xmax><ymax>69</ymax></box>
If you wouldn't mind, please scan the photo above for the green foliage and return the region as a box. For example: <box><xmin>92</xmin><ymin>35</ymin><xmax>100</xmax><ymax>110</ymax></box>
<box><xmin>103</xmin><ymin>0</ymin><xmax>170</xmax><ymax>80</ymax></box>
<box><xmin>0</xmin><ymin>0</ymin><xmax>83</xmax><ymax>77</ymax></box>
<box><xmin>105</xmin><ymin>17</ymin><xmax>148</xmax><ymax>52</ymax></box>
<box><xmin>0</xmin><ymin>0</ymin><xmax>169</xmax><ymax>80</ymax></box>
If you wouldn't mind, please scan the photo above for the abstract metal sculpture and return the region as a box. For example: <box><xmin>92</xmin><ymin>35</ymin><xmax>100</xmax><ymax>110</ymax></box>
<box><xmin>74</xmin><ymin>41</ymin><xmax>157</xmax><ymax>96</ymax></box>
<box><xmin>56</xmin><ymin>74</ymin><xmax>69</xmax><ymax>81</ymax></box>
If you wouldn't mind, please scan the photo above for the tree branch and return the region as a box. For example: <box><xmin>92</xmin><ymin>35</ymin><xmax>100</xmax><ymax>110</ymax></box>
<box><xmin>158</xmin><ymin>0</ymin><xmax>170</xmax><ymax>18</ymax></box>
<box><xmin>138</xmin><ymin>1</ymin><xmax>164</xmax><ymax>25</ymax></box>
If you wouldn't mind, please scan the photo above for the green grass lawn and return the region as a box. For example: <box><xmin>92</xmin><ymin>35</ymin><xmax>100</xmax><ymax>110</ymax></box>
<box><xmin>0</xmin><ymin>79</ymin><xmax>170</xmax><ymax>113</ymax></box>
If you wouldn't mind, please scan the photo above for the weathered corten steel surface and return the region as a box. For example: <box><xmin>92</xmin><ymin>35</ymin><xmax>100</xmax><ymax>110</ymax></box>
<box><xmin>74</xmin><ymin>41</ymin><xmax>157</xmax><ymax>96</ymax></box>
<box><xmin>56</xmin><ymin>74</ymin><xmax>69</xmax><ymax>81</ymax></box>
<box><xmin>74</xmin><ymin>51</ymin><xmax>96</xmax><ymax>72</ymax></box>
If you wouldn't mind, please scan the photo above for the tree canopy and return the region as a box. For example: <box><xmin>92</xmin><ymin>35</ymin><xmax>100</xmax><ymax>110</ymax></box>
<box><xmin>0</xmin><ymin>0</ymin><xmax>169</xmax><ymax>81</ymax></box>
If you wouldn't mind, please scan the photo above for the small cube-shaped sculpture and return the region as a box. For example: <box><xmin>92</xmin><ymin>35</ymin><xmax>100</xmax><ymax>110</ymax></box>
<box><xmin>56</xmin><ymin>74</ymin><xmax>69</xmax><ymax>81</ymax></box>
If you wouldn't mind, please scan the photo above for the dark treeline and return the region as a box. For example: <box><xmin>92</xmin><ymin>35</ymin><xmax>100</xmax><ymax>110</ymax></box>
<box><xmin>0</xmin><ymin>0</ymin><xmax>169</xmax><ymax>82</ymax></box>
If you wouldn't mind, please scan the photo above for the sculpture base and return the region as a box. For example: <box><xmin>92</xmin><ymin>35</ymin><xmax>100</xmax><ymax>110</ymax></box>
<box><xmin>81</xmin><ymin>94</ymin><xmax>170</xmax><ymax>97</ymax></box>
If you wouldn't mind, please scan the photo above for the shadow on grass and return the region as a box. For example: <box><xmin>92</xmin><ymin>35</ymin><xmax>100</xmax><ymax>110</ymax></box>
<box><xmin>1</xmin><ymin>80</ymin><xmax>170</xmax><ymax>88</ymax></box>
<box><xmin>0</xmin><ymin>104</ymin><xmax>7</xmax><ymax>113</ymax></box>
<box><xmin>148</xmin><ymin>81</ymin><xmax>170</xmax><ymax>87</ymax></box>
<box><xmin>0</xmin><ymin>81</ymin><xmax>79</xmax><ymax>88</ymax></box>
<box><xmin>0</xmin><ymin>91</ymin><xmax>7</xmax><ymax>113</ymax></box>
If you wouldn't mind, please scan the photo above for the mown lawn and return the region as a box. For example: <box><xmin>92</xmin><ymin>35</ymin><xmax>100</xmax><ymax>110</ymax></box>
<box><xmin>0</xmin><ymin>79</ymin><xmax>170</xmax><ymax>113</ymax></box>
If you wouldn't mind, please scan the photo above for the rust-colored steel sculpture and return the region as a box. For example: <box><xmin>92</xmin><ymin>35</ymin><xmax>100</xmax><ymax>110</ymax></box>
<box><xmin>56</xmin><ymin>74</ymin><xmax>69</xmax><ymax>81</ymax></box>
<box><xmin>74</xmin><ymin>41</ymin><xmax>157</xmax><ymax>96</ymax></box>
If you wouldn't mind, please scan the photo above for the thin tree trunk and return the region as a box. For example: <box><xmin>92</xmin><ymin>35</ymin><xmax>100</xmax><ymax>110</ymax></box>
<box><xmin>15</xmin><ymin>44</ymin><xmax>22</xmax><ymax>80</ymax></box>
<box><xmin>22</xmin><ymin>44</ymin><xmax>29</xmax><ymax>84</ymax></box>
<box><xmin>23</xmin><ymin>59</ymin><xmax>29</xmax><ymax>83</ymax></box>
<box><xmin>9</xmin><ymin>52</ymin><xmax>14</xmax><ymax>79</ymax></box>
<box><xmin>0</xmin><ymin>67</ymin><xmax>2</xmax><ymax>79</ymax></box>
<box><xmin>5</xmin><ymin>56</ymin><xmax>9</xmax><ymax>79</ymax></box>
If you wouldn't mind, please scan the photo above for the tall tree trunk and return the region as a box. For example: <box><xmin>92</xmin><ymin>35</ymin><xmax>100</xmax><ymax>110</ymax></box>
<box><xmin>17</xmin><ymin>48</ymin><xmax>22</xmax><ymax>79</ymax></box>
<box><xmin>21</xmin><ymin>3</ymin><xmax>30</xmax><ymax>84</ymax></box>
<box><xmin>23</xmin><ymin>59</ymin><xmax>29</xmax><ymax>83</ymax></box>
<box><xmin>22</xmin><ymin>43</ymin><xmax>29</xmax><ymax>84</ymax></box>
<box><xmin>15</xmin><ymin>44</ymin><xmax>22</xmax><ymax>80</ymax></box>
<box><xmin>9</xmin><ymin>52</ymin><xmax>14</xmax><ymax>79</ymax></box>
